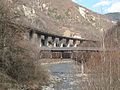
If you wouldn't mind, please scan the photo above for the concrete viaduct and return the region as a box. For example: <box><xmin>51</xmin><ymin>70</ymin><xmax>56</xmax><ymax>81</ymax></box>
<box><xmin>28</xmin><ymin>30</ymin><xmax>98</xmax><ymax>48</ymax></box>
<box><xmin>26</xmin><ymin>29</ymin><xmax>102</xmax><ymax>61</ymax></box>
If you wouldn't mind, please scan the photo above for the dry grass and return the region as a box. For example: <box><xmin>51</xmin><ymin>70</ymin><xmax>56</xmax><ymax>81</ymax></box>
<box><xmin>0</xmin><ymin>21</ymin><xmax>49</xmax><ymax>89</ymax></box>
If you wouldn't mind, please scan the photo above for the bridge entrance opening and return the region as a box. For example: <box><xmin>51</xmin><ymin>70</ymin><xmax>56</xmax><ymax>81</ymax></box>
<box><xmin>62</xmin><ymin>51</ymin><xmax>72</xmax><ymax>59</ymax></box>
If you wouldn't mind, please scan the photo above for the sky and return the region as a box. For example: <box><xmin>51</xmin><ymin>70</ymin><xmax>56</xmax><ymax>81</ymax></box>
<box><xmin>72</xmin><ymin>0</ymin><xmax>120</xmax><ymax>14</ymax></box>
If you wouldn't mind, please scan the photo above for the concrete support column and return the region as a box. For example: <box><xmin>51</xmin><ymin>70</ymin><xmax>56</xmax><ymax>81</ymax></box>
<box><xmin>73</xmin><ymin>40</ymin><xmax>81</xmax><ymax>47</ymax></box>
<box><xmin>38</xmin><ymin>35</ymin><xmax>42</xmax><ymax>47</ymax></box>
<box><xmin>73</xmin><ymin>40</ymin><xmax>77</xmax><ymax>47</ymax></box>
<box><xmin>57</xmin><ymin>38</ymin><xmax>60</xmax><ymax>47</ymax></box>
<box><xmin>59</xmin><ymin>38</ymin><xmax>64</xmax><ymax>47</ymax></box>
<box><xmin>29</xmin><ymin>30</ymin><xmax>33</xmax><ymax>40</ymax></box>
<box><xmin>61</xmin><ymin>52</ymin><xmax>63</xmax><ymax>59</ymax></box>
<box><xmin>66</xmin><ymin>39</ymin><xmax>70</xmax><ymax>47</ymax></box>
<box><xmin>44</xmin><ymin>36</ymin><xmax>49</xmax><ymax>47</ymax></box>
<box><xmin>52</xmin><ymin>37</ymin><xmax>57</xmax><ymax>47</ymax></box>
<box><xmin>40</xmin><ymin>35</ymin><xmax>45</xmax><ymax>47</ymax></box>
<box><xmin>32</xmin><ymin>32</ymin><xmax>38</xmax><ymax>44</ymax></box>
<box><xmin>24</xmin><ymin>32</ymin><xmax>30</xmax><ymax>40</ymax></box>
<box><xmin>79</xmin><ymin>40</ymin><xmax>84</xmax><ymax>45</ymax></box>
<box><xmin>48</xmin><ymin>37</ymin><xmax>52</xmax><ymax>47</ymax></box>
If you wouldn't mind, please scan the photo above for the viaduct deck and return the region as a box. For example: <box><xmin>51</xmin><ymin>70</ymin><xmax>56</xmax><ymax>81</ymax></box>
<box><xmin>39</xmin><ymin>47</ymin><xmax>117</xmax><ymax>51</ymax></box>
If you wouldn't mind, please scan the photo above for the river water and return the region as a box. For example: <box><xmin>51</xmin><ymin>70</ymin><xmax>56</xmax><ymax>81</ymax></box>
<box><xmin>42</xmin><ymin>59</ymin><xmax>120</xmax><ymax>90</ymax></box>
<box><xmin>42</xmin><ymin>59</ymin><xmax>92</xmax><ymax>90</ymax></box>
<box><xmin>49</xmin><ymin>61</ymin><xmax>78</xmax><ymax>90</ymax></box>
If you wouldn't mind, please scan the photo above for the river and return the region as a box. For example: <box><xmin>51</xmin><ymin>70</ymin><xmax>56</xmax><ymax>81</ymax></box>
<box><xmin>41</xmin><ymin>58</ymin><xmax>120</xmax><ymax>90</ymax></box>
<box><xmin>42</xmin><ymin>59</ymin><xmax>94</xmax><ymax>90</ymax></box>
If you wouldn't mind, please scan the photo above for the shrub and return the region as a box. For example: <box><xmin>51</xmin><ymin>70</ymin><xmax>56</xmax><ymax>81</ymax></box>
<box><xmin>0</xmin><ymin>21</ymin><xmax>49</xmax><ymax>89</ymax></box>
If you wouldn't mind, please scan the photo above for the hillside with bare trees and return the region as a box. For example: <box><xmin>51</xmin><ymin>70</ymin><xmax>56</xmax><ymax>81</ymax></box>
<box><xmin>0</xmin><ymin>0</ymin><xmax>119</xmax><ymax>90</ymax></box>
<box><xmin>0</xmin><ymin>2</ymin><xmax>49</xmax><ymax>89</ymax></box>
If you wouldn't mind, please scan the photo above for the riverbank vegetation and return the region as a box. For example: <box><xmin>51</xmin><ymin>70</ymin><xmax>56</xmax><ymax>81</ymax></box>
<box><xmin>0</xmin><ymin>2</ymin><xmax>49</xmax><ymax>90</ymax></box>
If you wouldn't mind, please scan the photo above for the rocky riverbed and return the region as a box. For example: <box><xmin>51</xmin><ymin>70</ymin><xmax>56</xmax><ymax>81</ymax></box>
<box><xmin>41</xmin><ymin>59</ymin><xmax>120</xmax><ymax>90</ymax></box>
<box><xmin>41</xmin><ymin>59</ymin><xmax>90</xmax><ymax>90</ymax></box>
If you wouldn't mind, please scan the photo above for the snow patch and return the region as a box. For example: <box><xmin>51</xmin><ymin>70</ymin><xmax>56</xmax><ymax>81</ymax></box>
<box><xmin>43</xmin><ymin>4</ymin><xmax>46</xmax><ymax>8</ymax></box>
<box><xmin>112</xmin><ymin>21</ymin><xmax>117</xmax><ymax>24</ymax></box>
<box><xmin>78</xmin><ymin>7</ymin><xmax>86</xmax><ymax>18</ymax></box>
<box><xmin>92</xmin><ymin>16</ymin><xmax>96</xmax><ymax>21</ymax></box>
<box><xmin>42</xmin><ymin>3</ymin><xmax>49</xmax><ymax>10</ymax></box>
<box><xmin>22</xmin><ymin>5</ymin><xmax>36</xmax><ymax>18</ymax></box>
<box><xmin>73</xmin><ymin>35</ymin><xmax>82</xmax><ymax>39</ymax></box>
<box><xmin>72</xmin><ymin>33</ymin><xmax>83</xmax><ymax>39</ymax></box>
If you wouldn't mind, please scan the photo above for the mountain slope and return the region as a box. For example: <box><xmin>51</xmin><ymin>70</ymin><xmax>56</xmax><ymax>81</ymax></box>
<box><xmin>37</xmin><ymin>0</ymin><xmax>113</xmax><ymax>40</ymax></box>
<box><xmin>0</xmin><ymin>0</ymin><xmax>113</xmax><ymax>40</ymax></box>
<box><xmin>105</xmin><ymin>12</ymin><xmax>120</xmax><ymax>22</ymax></box>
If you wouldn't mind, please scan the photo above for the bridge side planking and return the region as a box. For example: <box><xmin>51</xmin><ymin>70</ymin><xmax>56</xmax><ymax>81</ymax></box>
<box><xmin>39</xmin><ymin>47</ymin><xmax>118</xmax><ymax>51</ymax></box>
